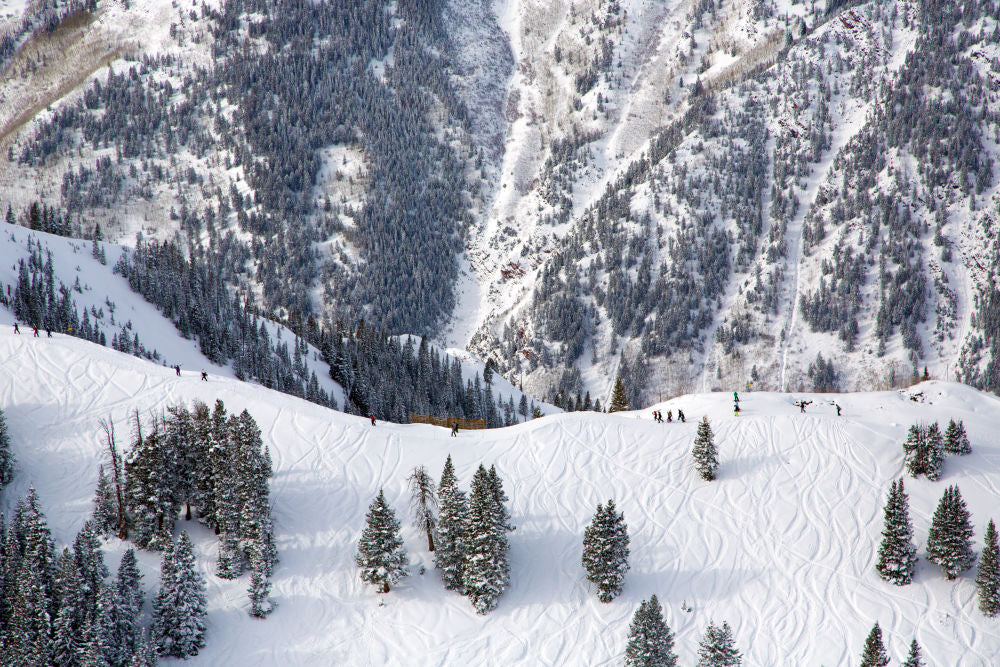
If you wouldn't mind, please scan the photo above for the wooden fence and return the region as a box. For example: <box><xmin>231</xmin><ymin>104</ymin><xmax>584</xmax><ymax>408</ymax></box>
<box><xmin>410</xmin><ymin>414</ymin><xmax>487</xmax><ymax>430</ymax></box>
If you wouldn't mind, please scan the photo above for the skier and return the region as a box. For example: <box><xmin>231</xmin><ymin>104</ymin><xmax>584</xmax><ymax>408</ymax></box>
<box><xmin>370</xmin><ymin>415</ymin><xmax>376</xmax><ymax>426</ymax></box>
<box><xmin>13</xmin><ymin>323</ymin><xmax>19</xmax><ymax>334</ymax></box>
<box><xmin>677</xmin><ymin>409</ymin><xmax>686</xmax><ymax>423</ymax></box>
<box><xmin>652</xmin><ymin>410</ymin><xmax>658</xmax><ymax>422</ymax></box>
<box><xmin>201</xmin><ymin>370</ymin><xmax>208</xmax><ymax>381</ymax></box>
<box><xmin>46</xmin><ymin>328</ymin><xmax>52</xmax><ymax>338</ymax></box>
<box><xmin>798</xmin><ymin>400</ymin><xmax>811</xmax><ymax>413</ymax></box>
<box><xmin>667</xmin><ymin>410</ymin><xmax>673</xmax><ymax>423</ymax></box>
<box><xmin>733</xmin><ymin>391</ymin><xmax>740</xmax><ymax>404</ymax></box>
<box><xmin>176</xmin><ymin>364</ymin><xmax>182</xmax><ymax>376</ymax></box>
<box><xmin>451</xmin><ymin>422</ymin><xmax>459</xmax><ymax>437</ymax></box>
<box><xmin>835</xmin><ymin>403</ymin><xmax>842</xmax><ymax>417</ymax></box>
<box><xmin>32</xmin><ymin>326</ymin><xmax>39</xmax><ymax>337</ymax></box>
<box><xmin>734</xmin><ymin>403</ymin><xmax>741</xmax><ymax>416</ymax></box>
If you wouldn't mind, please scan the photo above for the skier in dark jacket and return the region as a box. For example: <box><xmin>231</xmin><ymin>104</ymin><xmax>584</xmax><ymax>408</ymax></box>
<box><xmin>677</xmin><ymin>409</ymin><xmax>685</xmax><ymax>423</ymax></box>
<box><xmin>451</xmin><ymin>422</ymin><xmax>459</xmax><ymax>437</ymax></box>
<box><xmin>835</xmin><ymin>403</ymin><xmax>842</xmax><ymax>416</ymax></box>
<box><xmin>13</xmin><ymin>323</ymin><xmax>19</xmax><ymax>334</ymax></box>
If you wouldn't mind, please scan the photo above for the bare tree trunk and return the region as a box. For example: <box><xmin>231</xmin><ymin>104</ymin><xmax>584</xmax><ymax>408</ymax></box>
<box><xmin>426</xmin><ymin>526</ymin><xmax>435</xmax><ymax>552</ymax></box>
<box><xmin>382</xmin><ymin>581</ymin><xmax>390</xmax><ymax>594</ymax></box>
<box><xmin>100</xmin><ymin>417</ymin><xmax>128</xmax><ymax>540</ymax></box>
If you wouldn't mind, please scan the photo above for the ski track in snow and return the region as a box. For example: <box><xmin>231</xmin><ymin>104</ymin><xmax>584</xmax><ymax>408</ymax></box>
<box><xmin>1</xmin><ymin>331</ymin><xmax>1000</xmax><ymax>663</ymax></box>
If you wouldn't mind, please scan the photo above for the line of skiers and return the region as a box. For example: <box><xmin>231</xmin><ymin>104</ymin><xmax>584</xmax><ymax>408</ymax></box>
<box><xmin>12</xmin><ymin>322</ymin><xmax>51</xmax><ymax>337</ymax></box>
<box><xmin>652</xmin><ymin>409</ymin><xmax>685</xmax><ymax>423</ymax></box>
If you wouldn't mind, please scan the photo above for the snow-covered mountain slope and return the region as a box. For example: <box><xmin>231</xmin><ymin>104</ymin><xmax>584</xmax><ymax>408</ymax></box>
<box><xmin>2</xmin><ymin>0</ymin><xmax>1000</xmax><ymax>411</ymax></box>
<box><xmin>3</xmin><ymin>329</ymin><xmax>1000</xmax><ymax>663</ymax></box>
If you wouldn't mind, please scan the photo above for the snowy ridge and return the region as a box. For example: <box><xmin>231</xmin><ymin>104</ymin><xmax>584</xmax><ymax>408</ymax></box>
<box><xmin>2</xmin><ymin>331</ymin><xmax>1000</xmax><ymax>663</ymax></box>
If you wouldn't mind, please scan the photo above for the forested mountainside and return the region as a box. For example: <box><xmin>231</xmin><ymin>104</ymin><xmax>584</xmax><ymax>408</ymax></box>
<box><xmin>1</xmin><ymin>0</ymin><xmax>999</xmax><ymax>410</ymax></box>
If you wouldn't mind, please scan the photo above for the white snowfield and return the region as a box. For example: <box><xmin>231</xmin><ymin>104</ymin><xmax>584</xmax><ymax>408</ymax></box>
<box><xmin>1</xmin><ymin>330</ymin><xmax>999</xmax><ymax>664</ymax></box>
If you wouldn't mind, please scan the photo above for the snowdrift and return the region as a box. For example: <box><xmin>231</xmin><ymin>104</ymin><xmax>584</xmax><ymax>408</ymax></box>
<box><xmin>1</xmin><ymin>329</ymin><xmax>999</xmax><ymax>664</ymax></box>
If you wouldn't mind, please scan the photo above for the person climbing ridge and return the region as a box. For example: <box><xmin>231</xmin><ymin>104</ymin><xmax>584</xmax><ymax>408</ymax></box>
<box><xmin>176</xmin><ymin>364</ymin><xmax>182</xmax><ymax>376</ymax></box>
<box><xmin>451</xmin><ymin>422</ymin><xmax>459</xmax><ymax>437</ymax></box>
<box><xmin>667</xmin><ymin>410</ymin><xmax>673</xmax><ymax>423</ymax></box>
<box><xmin>733</xmin><ymin>391</ymin><xmax>740</xmax><ymax>404</ymax></box>
<box><xmin>13</xmin><ymin>323</ymin><xmax>19</xmax><ymax>334</ymax></box>
<box><xmin>46</xmin><ymin>328</ymin><xmax>52</xmax><ymax>338</ymax></box>
<box><xmin>677</xmin><ymin>409</ymin><xmax>685</xmax><ymax>423</ymax></box>
<box><xmin>835</xmin><ymin>403</ymin><xmax>842</xmax><ymax>417</ymax></box>
<box><xmin>201</xmin><ymin>370</ymin><xmax>208</xmax><ymax>381</ymax></box>
<box><xmin>734</xmin><ymin>403</ymin><xmax>741</xmax><ymax>416</ymax></box>
<box><xmin>652</xmin><ymin>410</ymin><xmax>658</xmax><ymax>422</ymax></box>
<box><xmin>32</xmin><ymin>326</ymin><xmax>39</xmax><ymax>337</ymax></box>
<box><xmin>370</xmin><ymin>415</ymin><xmax>376</xmax><ymax>426</ymax></box>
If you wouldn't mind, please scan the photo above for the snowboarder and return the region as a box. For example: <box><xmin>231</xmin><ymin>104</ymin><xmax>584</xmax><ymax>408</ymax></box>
<box><xmin>667</xmin><ymin>410</ymin><xmax>673</xmax><ymax>423</ymax></box>
<box><xmin>733</xmin><ymin>391</ymin><xmax>739</xmax><ymax>404</ymax></box>
<box><xmin>201</xmin><ymin>370</ymin><xmax>208</xmax><ymax>381</ymax></box>
<box><xmin>678</xmin><ymin>409</ymin><xmax>686</xmax><ymax>423</ymax></box>
<box><xmin>451</xmin><ymin>422</ymin><xmax>459</xmax><ymax>437</ymax></box>
<box><xmin>12</xmin><ymin>323</ymin><xmax>19</xmax><ymax>334</ymax></box>
<box><xmin>734</xmin><ymin>403</ymin><xmax>741</xmax><ymax>416</ymax></box>
<box><xmin>835</xmin><ymin>403</ymin><xmax>842</xmax><ymax>416</ymax></box>
<box><xmin>370</xmin><ymin>415</ymin><xmax>376</xmax><ymax>426</ymax></box>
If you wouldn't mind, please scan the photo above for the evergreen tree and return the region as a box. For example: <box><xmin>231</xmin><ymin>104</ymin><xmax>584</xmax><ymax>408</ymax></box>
<box><xmin>901</xmin><ymin>638</ymin><xmax>923</xmax><ymax>667</ymax></box>
<box><xmin>0</xmin><ymin>407</ymin><xmax>14</xmax><ymax>487</ymax></box>
<box><xmin>608</xmin><ymin>376</ymin><xmax>628</xmax><ymax>413</ymax></box>
<box><xmin>152</xmin><ymin>533</ymin><xmax>206</xmax><ymax>658</ymax></box>
<box><xmin>976</xmin><ymin>518</ymin><xmax>1000</xmax><ymax>617</ymax></box>
<box><xmin>859</xmin><ymin>622</ymin><xmax>889</xmax><ymax>667</ymax></box>
<box><xmin>488</xmin><ymin>465</ymin><xmax>513</xmax><ymax>533</ymax></box>
<box><xmin>247</xmin><ymin>560</ymin><xmax>273</xmax><ymax>619</ymax></box>
<box><xmin>355</xmin><ymin>490</ymin><xmax>408</xmax><ymax>594</ymax></box>
<box><xmin>92</xmin><ymin>465</ymin><xmax>118</xmax><ymax>537</ymax></box>
<box><xmin>434</xmin><ymin>455</ymin><xmax>468</xmax><ymax>592</ymax></box>
<box><xmin>6</xmin><ymin>488</ymin><xmax>57</xmax><ymax>666</ymax></box>
<box><xmin>126</xmin><ymin>630</ymin><xmax>157</xmax><ymax>667</ymax></box>
<box><xmin>692</xmin><ymin>417</ymin><xmax>719</xmax><ymax>481</ymax></box>
<box><xmin>943</xmin><ymin>419</ymin><xmax>972</xmax><ymax>455</ymax></box>
<box><xmin>902</xmin><ymin>424</ymin><xmax>926</xmax><ymax>477</ymax></box>
<box><xmin>927</xmin><ymin>485</ymin><xmax>976</xmax><ymax>579</ymax></box>
<box><xmin>463</xmin><ymin>465</ymin><xmax>510</xmax><ymax>614</ymax></box>
<box><xmin>697</xmin><ymin>620</ymin><xmax>742</xmax><ymax>666</ymax></box>
<box><xmin>74</xmin><ymin>519</ymin><xmax>109</xmax><ymax>617</ymax></box>
<box><xmin>407</xmin><ymin>466</ymin><xmax>437</xmax><ymax>552</ymax></box>
<box><xmin>624</xmin><ymin>594</ymin><xmax>676</xmax><ymax>667</ymax></box>
<box><xmin>875</xmin><ymin>478</ymin><xmax>918</xmax><ymax>585</ymax></box>
<box><xmin>924</xmin><ymin>422</ymin><xmax>944</xmax><ymax>481</ymax></box>
<box><xmin>581</xmin><ymin>499</ymin><xmax>630</xmax><ymax>602</ymax></box>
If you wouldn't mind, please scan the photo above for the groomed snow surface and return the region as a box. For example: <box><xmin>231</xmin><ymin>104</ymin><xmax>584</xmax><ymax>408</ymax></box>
<box><xmin>2</xmin><ymin>330</ymin><xmax>999</xmax><ymax>664</ymax></box>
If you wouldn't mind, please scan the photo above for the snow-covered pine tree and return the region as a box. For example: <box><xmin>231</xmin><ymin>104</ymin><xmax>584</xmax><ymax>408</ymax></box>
<box><xmin>74</xmin><ymin>519</ymin><xmax>109</xmax><ymax>617</ymax></box>
<box><xmin>859</xmin><ymin>622</ymin><xmax>889</xmax><ymax>667</ymax></box>
<box><xmin>581</xmin><ymin>499</ymin><xmax>630</xmax><ymax>602</ymax></box>
<box><xmin>624</xmin><ymin>594</ymin><xmax>676</xmax><ymax>667</ymax></box>
<box><xmin>943</xmin><ymin>419</ymin><xmax>972</xmax><ymax>455</ymax></box>
<box><xmin>692</xmin><ymin>416</ymin><xmax>719</xmax><ymax>481</ymax></box>
<box><xmin>463</xmin><ymin>464</ymin><xmax>510</xmax><ymax>614</ymax></box>
<box><xmin>901</xmin><ymin>638</ymin><xmax>923</xmax><ymax>667</ymax></box>
<box><xmin>976</xmin><ymin>518</ymin><xmax>1000</xmax><ymax>617</ymax></box>
<box><xmin>927</xmin><ymin>485</ymin><xmax>976</xmax><ymax>579</ymax></box>
<box><xmin>407</xmin><ymin>466</ymin><xmax>437</xmax><ymax>551</ymax></box>
<box><xmin>248</xmin><ymin>564</ymin><xmax>273</xmax><ymax>619</ymax></box>
<box><xmin>696</xmin><ymin>620</ymin><xmax>742</xmax><ymax>666</ymax></box>
<box><xmin>97</xmin><ymin>580</ymin><xmax>132</xmax><ymax>667</ymax></box>
<box><xmin>355</xmin><ymin>489</ymin><xmax>408</xmax><ymax>594</ymax></box>
<box><xmin>190</xmin><ymin>401</ymin><xmax>216</xmax><ymax>525</ymax></box>
<box><xmin>488</xmin><ymin>465</ymin><xmax>513</xmax><ymax>533</ymax></box>
<box><xmin>902</xmin><ymin>424</ymin><xmax>926</xmax><ymax>477</ymax></box>
<box><xmin>165</xmin><ymin>405</ymin><xmax>197</xmax><ymax>521</ymax></box>
<box><xmin>52</xmin><ymin>548</ymin><xmax>87</xmax><ymax>665</ymax></box>
<box><xmin>0</xmin><ymin>407</ymin><xmax>14</xmax><ymax>487</ymax></box>
<box><xmin>127</xmin><ymin>629</ymin><xmax>157</xmax><ymax>667</ymax></box>
<box><xmin>608</xmin><ymin>376</ymin><xmax>628</xmax><ymax>413</ymax></box>
<box><xmin>875</xmin><ymin>478</ymin><xmax>917</xmax><ymax>585</ymax></box>
<box><xmin>92</xmin><ymin>464</ymin><xmax>119</xmax><ymax>537</ymax></box>
<box><xmin>435</xmin><ymin>455</ymin><xmax>468</xmax><ymax>592</ymax></box>
<box><xmin>152</xmin><ymin>532</ymin><xmax>207</xmax><ymax>658</ymax></box>
<box><xmin>923</xmin><ymin>422</ymin><xmax>944</xmax><ymax>481</ymax></box>
<box><xmin>124</xmin><ymin>421</ymin><xmax>176</xmax><ymax>550</ymax></box>
<box><xmin>7</xmin><ymin>488</ymin><xmax>57</xmax><ymax>665</ymax></box>
<box><xmin>116</xmin><ymin>547</ymin><xmax>145</xmax><ymax>657</ymax></box>
<box><xmin>234</xmin><ymin>409</ymin><xmax>272</xmax><ymax>571</ymax></box>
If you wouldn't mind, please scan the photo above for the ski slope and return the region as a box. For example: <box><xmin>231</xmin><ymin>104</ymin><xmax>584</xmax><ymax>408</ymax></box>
<box><xmin>1</xmin><ymin>329</ymin><xmax>1000</xmax><ymax>664</ymax></box>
